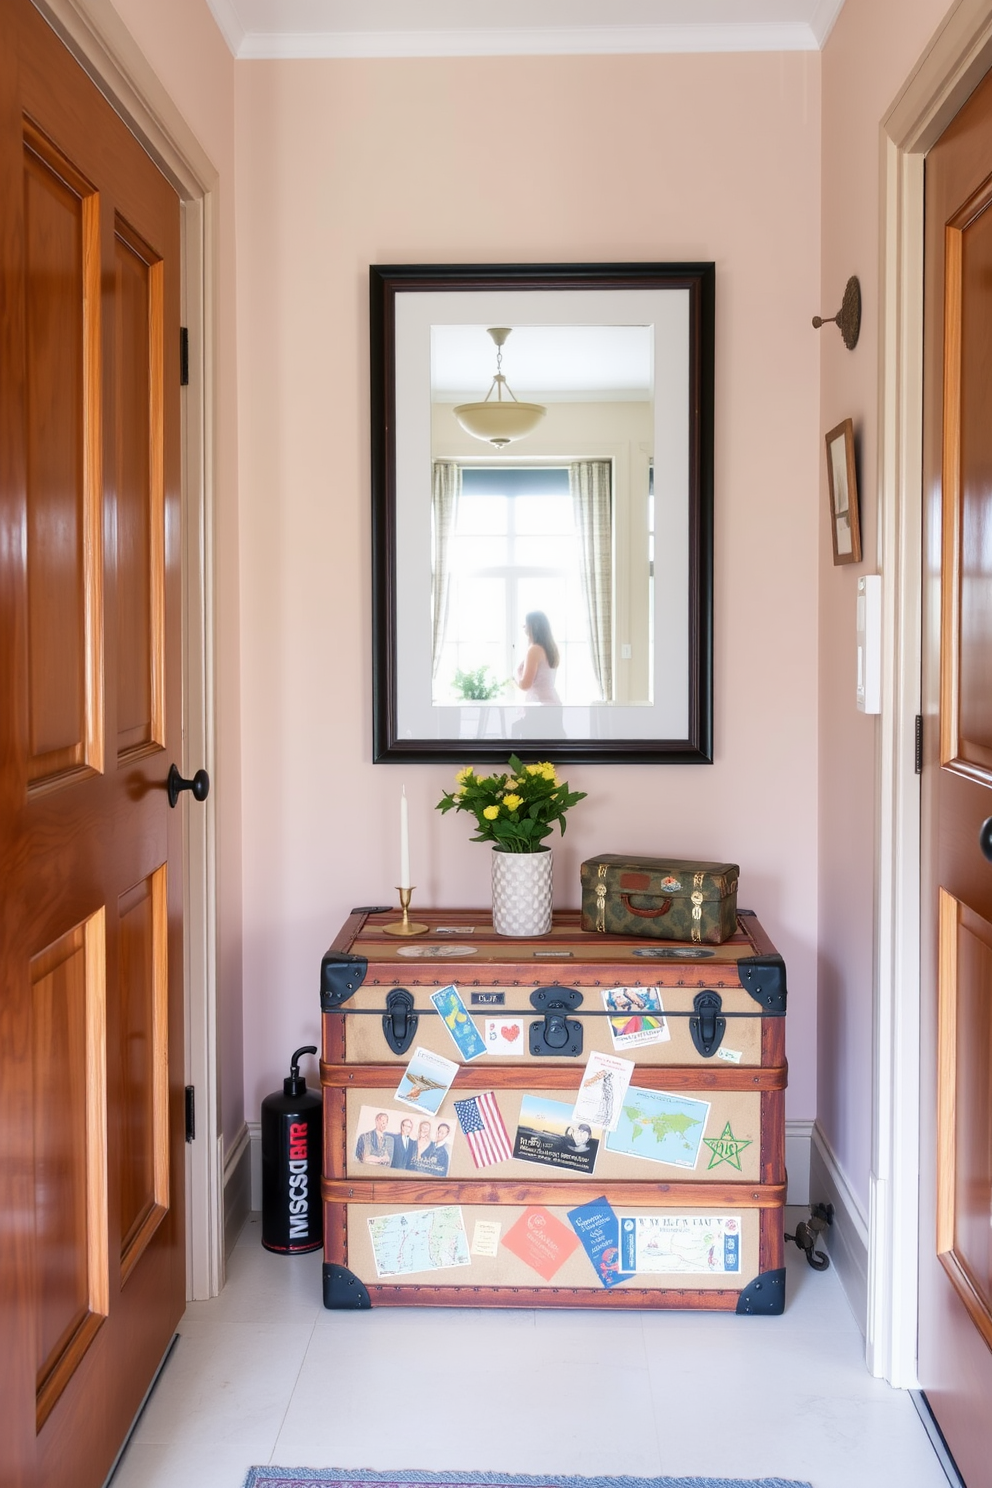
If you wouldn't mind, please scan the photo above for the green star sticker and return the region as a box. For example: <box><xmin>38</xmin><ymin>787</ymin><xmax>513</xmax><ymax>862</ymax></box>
<box><xmin>703</xmin><ymin>1120</ymin><xmax>752</xmax><ymax>1171</ymax></box>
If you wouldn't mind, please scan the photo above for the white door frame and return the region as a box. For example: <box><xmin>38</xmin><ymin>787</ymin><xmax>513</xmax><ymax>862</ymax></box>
<box><xmin>870</xmin><ymin>0</ymin><xmax>992</xmax><ymax>1386</ymax></box>
<box><xmin>31</xmin><ymin>0</ymin><xmax>224</xmax><ymax>1298</ymax></box>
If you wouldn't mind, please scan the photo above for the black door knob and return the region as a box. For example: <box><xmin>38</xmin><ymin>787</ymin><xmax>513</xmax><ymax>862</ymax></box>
<box><xmin>980</xmin><ymin>817</ymin><xmax>992</xmax><ymax>863</ymax></box>
<box><xmin>168</xmin><ymin>764</ymin><xmax>210</xmax><ymax>809</ymax></box>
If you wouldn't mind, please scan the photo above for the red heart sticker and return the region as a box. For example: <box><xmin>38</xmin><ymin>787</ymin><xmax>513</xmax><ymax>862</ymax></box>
<box><xmin>501</xmin><ymin>1024</ymin><xmax>520</xmax><ymax>1042</ymax></box>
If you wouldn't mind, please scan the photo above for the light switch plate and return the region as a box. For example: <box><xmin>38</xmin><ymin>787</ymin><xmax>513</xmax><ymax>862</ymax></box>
<box><xmin>857</xmin><ymin>574</ymin><xmax>881</xmax><ymax>714</ymax></box>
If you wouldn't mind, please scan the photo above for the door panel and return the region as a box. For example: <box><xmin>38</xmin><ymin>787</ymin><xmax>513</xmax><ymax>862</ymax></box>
<box><xmin>0</xmin><ymin>2</ymin><xmax>185</xmax><ymax>1485</ymax></box>
<box><xmin>936</xmin><ymin>890</ymin><xmax>992</xmax><ymax>1349</ymax></box>
<box><xmin>31</xmin><ymin>912</ymin><xmax>108</xmax><ymax>1433</ymax></box>
<box><xmin>941</xmin><ymin>180</ymin><xmax>992</xmax><ymax>778</ymax></box>
<box><xmin>113</xmin><ymin>218</ymin><xmax>164</xmax><ymax>762</ymax></box>
<box><xmin>118</xmin><ymin>866</ymin><xmax>169</xmax><ymax>1282</ymax></box>
<box><xmin>23</xmin><ymin>126</ymin><xmax>102</xmax><ymax>787</ymax></box>
<box><xmin>921</xmin><ymin>60</ymin><xmax>992</xmax><ymax>1488</ymax></box>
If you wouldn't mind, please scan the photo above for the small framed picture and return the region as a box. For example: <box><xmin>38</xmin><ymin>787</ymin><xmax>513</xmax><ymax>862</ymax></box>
<box><xmin>825</xmin><ymin>418</ymin><xmax>862</xmax><ymax>565</ymax></box>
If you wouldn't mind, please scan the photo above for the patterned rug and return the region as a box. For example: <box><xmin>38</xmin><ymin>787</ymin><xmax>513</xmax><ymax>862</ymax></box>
<box><xmin>242</xmin><ymin>1472</ymin><xmax>813</xmax><ymax>1488</ymax></box>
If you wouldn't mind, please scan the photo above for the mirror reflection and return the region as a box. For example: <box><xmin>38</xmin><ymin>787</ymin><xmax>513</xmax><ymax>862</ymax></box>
<box><xmin>430</xmin><ymin>323</ymin><xmax>654</xmax><ymax>711</ymax></box>
<box><xmin>372</xmin><ymin>263</ymin><xmax>713</xmax><ymax>764</ymax></box>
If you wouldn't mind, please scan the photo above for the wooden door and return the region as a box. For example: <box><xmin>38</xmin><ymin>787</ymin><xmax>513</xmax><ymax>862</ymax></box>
<box><xmin>920</xmin><ymin>62</ymin><xmax>992</xmax><ymax>1488</ymax></box>
<box><xmin>0</xmin><ymin>3</ymin><xmax>186</xmax><ymax>1485</ymax></box>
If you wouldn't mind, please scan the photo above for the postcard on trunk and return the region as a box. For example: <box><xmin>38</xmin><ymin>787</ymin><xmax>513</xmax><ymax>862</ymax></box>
<box><xmin>605</xmin><ymin>1086</ymin><xmax>710</xmax><ymax>1169</ymax></box>
<box><xmin>512</xmin><ymin>1094</ymin><xmax>601</xmax><ymax>1175</ymax></box>
<box><xmin>572</xmin><ymin>1051</ymin><xmax>635</xmax><ymax>1132</ymax></box>
<box><xmin>618</xmin><ymin>1213</ymin><xmax>742</xmax><ymax>1275</ymax></box>
<box><xmin>501</xmin><ymin>1205</ymin><xmax>580</xmax><ymax>1281</ymax></box>
<box><xmin>602</xmin><ymin>987</ymin><xmax>670</xmax><ymax>1051</ymax></box>
<box><xmin>393</xmin><ymin>1046</ymin><xmax>459</xmax><ymax>1115</ymax></box>
<box><xmin>566</xmin><ymin>1195</ymin><xmax>629</xmax><ymax>1288</ymax></box>
<box><xmin>367</xmin><ymin>1206</ymin><xmax>470</xmax><ymax>1278</ymax></box>
<box><xmin>354</xmin><ymin>1104</ymin><xmax>456</xmax><ymax>1173</ymax></box>
<box><xmin>430</xmin><ymin>984</ymin><xmax>487</xmax><ymax>1061</ymax></box>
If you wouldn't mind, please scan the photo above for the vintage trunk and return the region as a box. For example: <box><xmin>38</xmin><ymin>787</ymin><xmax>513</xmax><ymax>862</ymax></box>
<box><xmin>320</xmin><ymin>907</ymin><xmax>786</xmax><ymax>1313</ymax></box>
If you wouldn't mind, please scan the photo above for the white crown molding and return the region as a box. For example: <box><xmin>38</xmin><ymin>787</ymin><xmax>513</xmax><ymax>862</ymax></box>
<box><xmin>220</xmin><ymin>21</ymin><xmax>822</xmax><ymax>62</ymax></box>
<box><xmin>809</xmin><ymin>0</ymin><xmax>846</xmax><ymax>47</ymax></box>
<box><xmin>205</xmin><ymin>0</ymin><xmax>246</xmax><ymax>56</ymax></box>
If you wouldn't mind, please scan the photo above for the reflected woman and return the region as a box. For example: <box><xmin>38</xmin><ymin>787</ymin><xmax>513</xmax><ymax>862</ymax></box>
<box><xmin>514</xmin><ymin>611</ymin><xmax>561</xmax><ymax>704</ymax></box>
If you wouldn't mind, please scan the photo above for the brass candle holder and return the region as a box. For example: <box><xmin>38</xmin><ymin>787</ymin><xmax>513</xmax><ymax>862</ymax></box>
<box><xmin>382</xmin><ymin>886</ymin><xmax>429</xmax><ymax>937</ymax></box>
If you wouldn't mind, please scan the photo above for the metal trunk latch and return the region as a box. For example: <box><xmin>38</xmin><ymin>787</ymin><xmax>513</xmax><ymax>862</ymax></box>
<box><xmin>383</xmin><ymin>987</ymin><xmax>418</xmax><ymax>1055</ymax></box>
<box><xmin>529</xmin><ymin>985</ymin><xmax>584</xmax><ymax>1057</ymax></box>
<box><xmin>689</xmin><ymin>989</ymin><xmax>725</xmax><ymax>1058</ymax></box>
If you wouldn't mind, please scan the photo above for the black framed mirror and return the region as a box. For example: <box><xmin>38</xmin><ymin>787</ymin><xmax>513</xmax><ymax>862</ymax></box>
<box><xmin>371</xmin><ymin>262</ymin><xmax>714</xmax><ymax>764</ymax></box>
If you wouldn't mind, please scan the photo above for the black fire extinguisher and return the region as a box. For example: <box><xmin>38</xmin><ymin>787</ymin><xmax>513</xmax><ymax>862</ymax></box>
<box><xmin>261</xmin><ymin>1045</ymin><xmax>322</xmax><ymax>1254</ymax></box>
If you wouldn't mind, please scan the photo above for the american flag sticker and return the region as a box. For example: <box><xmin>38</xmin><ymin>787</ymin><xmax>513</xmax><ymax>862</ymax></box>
<box><xmin>453</xmin><ymin>1091</ymin><xmax>513</xmax><ymax>1168</ymax></box>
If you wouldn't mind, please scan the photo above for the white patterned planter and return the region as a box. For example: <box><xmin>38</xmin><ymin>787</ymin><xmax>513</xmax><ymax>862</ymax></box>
<box><xmin>491</xmin><ymin>847</ymin><xmax>553</xmax><ymax>937</ymax></box>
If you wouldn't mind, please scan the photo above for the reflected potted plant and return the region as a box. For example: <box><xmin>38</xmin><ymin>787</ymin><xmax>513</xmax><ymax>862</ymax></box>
<box><xmin>451</xmin><ymin>666</ymin><xmax>507</xmax><ymax>701</ymax></box>
<box><xmin>436</xmin><ymin>756</ymin><xmax>586</xmax><ymax>936</ymax></box>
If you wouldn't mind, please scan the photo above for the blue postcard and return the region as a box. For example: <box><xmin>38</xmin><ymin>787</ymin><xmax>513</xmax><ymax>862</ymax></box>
<box><xmin>430</xmin><ymin>984</ymin><xmax>487</xmax><ymax>1061</ymax></box>
<box><xmin>566</xmin><ymin>1196</ymin><xmax>629</xmax><ymax>1288</ymax></box>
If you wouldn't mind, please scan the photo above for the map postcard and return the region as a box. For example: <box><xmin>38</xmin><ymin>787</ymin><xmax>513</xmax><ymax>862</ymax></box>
<box><xmin>512</xmin><ymin>1095</ymin><xmax>601</xmax><ymax>1175</ymax></box>
<box><xmin>602</xmin><ymin>988</ymin><xmax>670</xmax><ymax>1052</ymax></box>
<box><xmin>394</xmin><ymin>1046</ymin><xmax>459</xmax><ymax>1115</ymax></box>
<box><xmin>566</xmin><ymin>1196</ymin><xmax>629</xmax><ymax>1288</ymax></box>
<box><xmin>572</xmin><ymin>1051</ymin><xmax>635</xmax><ymax>1132</ymax></box>
<box><xmin>606</xmin><ymin>1085</ymin><xmax>711</xmax><ymax>1169</ymax></box>
<box><xmin>618</xmin><ymin>1213</ymin><xmax>742</xmax><ymax>1275</ymax></box>
<box><xmin>501</xmin><ymin>1205</ymin><xmax>580</xmax><ymax>1281</ymax></box>
<box><xmin>367</xmin><ymin>1205</ymin><xmax>471</xmax><ymax>1278</ymax></box>
<box><xmin>430</xmin><ymin>984</ymin><xmax>487</xmax><ymax>1061</ymax></box>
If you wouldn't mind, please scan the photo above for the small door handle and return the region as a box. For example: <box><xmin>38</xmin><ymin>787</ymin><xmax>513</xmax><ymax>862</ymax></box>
<box><xmin>168</xmin><ymin>764</ymin><xmax>210</xmax><ymax>809</ymax></box>
<box><xmin>980</xmin><ymin>817</ymin><xmax>992</xmax><ymax>863</ymax></box>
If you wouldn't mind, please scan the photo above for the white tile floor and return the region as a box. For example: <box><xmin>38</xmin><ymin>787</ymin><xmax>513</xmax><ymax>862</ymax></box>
<box><xmin>109</xmin><ymin>1210</ymin><xmax>952</xmax><ymax>1488</ymax></box>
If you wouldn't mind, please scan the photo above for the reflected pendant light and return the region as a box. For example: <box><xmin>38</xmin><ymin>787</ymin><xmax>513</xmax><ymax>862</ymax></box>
<box><xmin>453</xmin><ymin>327</ymin><xmax>546</xmax><ymax>448</ymax></box>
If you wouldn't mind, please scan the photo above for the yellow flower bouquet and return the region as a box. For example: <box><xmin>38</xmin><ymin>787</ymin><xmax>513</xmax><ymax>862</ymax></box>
<box><xmin>436</xmin><ymin>755</ymin><xmax>586</xmax><ymax>853</ymax></box>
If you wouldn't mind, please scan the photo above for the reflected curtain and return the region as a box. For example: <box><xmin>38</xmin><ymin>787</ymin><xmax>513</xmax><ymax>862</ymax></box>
<box><xmin>431</xmin><ymin>460</ymin><xmax>461</xmax><ymax>680</ymax></box>
<box><xmin>570</xmin><ymin>459</ymin><xmax>613</xmax><ymax>702</ymax></box>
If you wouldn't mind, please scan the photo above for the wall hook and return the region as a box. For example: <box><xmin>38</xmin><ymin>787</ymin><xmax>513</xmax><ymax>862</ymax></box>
<box><xmin>812</xmin><ymin>276</ymin><xmax>861</xmax><ymax>350</ymax></box>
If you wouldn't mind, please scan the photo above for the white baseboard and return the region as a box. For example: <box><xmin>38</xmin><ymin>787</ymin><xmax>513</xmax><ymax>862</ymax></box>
<box><xmin>810</xmin><ymin>1121</ymin><xmax>869</xmax><ymax>1335</ymax></box>
<box><xmin>248</xmin><ymin>1119</ymin><xmax>262</xmax><ymax>1212</ymax></box>
<box><xmin>223</xmin><ymin>1122</ymin><xmax>252</xmax><ymax>1256</ymax></box>
<box><xmin>247</xmin><ymin>1117</ymin><xmax>816</xmax><ymax>1211</ymax></box>
<box><xmin>786</xmin><ymin>1119</ymin><xmax>813</xmax><ymax>1205</ymax></box>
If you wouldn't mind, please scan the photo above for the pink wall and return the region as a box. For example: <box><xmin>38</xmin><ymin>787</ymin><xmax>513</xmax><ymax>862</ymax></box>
<box><xmin>90</xmin><ymin>0</ymin><xmax>976</xmax><ymax>1262</ymax></box>
<box><xmin>233</xmin><ymin>52</ymin><xmax>822</xmax><ymax>1118</ymax></box>
<box><xmin>818</xmin><ymin>0</ymin><xmax>954</xmax><ymax>1214</ymax></box>
<box><xmin>108</xmin><ymin>0</ymin><xmax>246</xmax><ymax>1151</ymax></box>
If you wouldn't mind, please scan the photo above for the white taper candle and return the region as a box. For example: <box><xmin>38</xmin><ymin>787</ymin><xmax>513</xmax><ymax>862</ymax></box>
<box><xmin>400</xmin><ymin>787</ymin><xmax>411</xmax><ymax>889</ymax></box>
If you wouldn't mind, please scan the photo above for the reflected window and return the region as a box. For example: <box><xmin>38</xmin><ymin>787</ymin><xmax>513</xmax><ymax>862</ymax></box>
<box><xmin>432</xmin><ymin>466</ymin><xmax>603</xmax><ymax>705</ymax></box>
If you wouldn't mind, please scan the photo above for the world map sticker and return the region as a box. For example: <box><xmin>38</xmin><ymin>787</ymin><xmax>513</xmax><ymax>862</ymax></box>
<box><xmin>605</xmin><ymin>1087</ymin><xmax>711</xmax><ymax>1169</ymax></box>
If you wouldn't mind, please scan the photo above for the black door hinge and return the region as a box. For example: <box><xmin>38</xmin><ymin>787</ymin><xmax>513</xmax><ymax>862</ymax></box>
<box><xmin>915</xmin><ymin>713</ymin><xmax>923</xmax><ymax>774</ymax></box>
<box><xmin>185</xmin><ymin>1084</ymin><xmax>195</xmax><ymax>1142</ymax></box>
<box><xmin>180</xmin><ymin>326</ymin><xmax>189</xmax><ymax>387</ymax></box>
